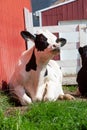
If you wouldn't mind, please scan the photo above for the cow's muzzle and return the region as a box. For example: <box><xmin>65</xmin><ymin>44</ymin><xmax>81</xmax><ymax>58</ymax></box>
<box><xmin>52</xmin><ymin>47</ymin><xmax>60</xmax><ymax>53</ymax></box>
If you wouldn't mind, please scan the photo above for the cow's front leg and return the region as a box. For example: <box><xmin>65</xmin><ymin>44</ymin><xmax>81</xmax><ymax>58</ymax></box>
<box><xmin>10</xmin><ymin>85</ymin><xmax>32</xmax><ymax>105</ymax></box>
<box><xmin>35</xmin><ymin>84</ymin><xmax>46</xmax><ymax>101</ymax></box>
<box><xmin>58</xmin><ymin>94</ymin><xmax>75</xmax><ymax>100</ymax></box>
<box><xmin>22</xmin><ymin>93</ymin><xmax>32</xmax><ymax>105</ymax></box>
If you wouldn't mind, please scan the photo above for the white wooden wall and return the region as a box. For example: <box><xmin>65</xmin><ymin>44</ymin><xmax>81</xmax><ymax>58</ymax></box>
<box><xmin>24</xmin><ymin>8</ymin><xmax>87</xmax><ymax>78</ymax></box>
<box><xmin>59</xmin><ymin>24</ymin><xmax>87</xmax><ymax>76</ymax></box>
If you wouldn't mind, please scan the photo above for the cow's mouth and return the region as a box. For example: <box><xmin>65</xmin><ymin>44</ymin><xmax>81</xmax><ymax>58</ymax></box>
<box><xmin>52</xmin><ymin>47</ymin><xmax>60</xmax><ymax>53</ymax></box>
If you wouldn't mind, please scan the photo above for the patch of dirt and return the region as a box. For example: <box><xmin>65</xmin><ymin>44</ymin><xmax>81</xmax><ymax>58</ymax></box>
<box><xmin>5</xmin><ymin>106</ymin><xmax>28</xmax><ymax>116</ymax></box>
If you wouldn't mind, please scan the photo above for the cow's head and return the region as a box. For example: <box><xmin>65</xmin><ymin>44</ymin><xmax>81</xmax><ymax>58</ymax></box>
<box><xmin>21</xmin><ymin>29</ymin><xmax>66</xmax><ymax>50</ymax></box>
<box><xmin>78</xmin><ymin>45</ymin><xmax>87</xmax><ymax>66</ymax></box>
<box><xmin>21</xmin><ymin>29</ymin><xmax>66</xmax><ymax>66</ymax></box>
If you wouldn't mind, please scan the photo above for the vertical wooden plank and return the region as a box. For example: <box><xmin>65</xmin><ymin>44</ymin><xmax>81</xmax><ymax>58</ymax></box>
<box><xmin>67</xmin><ymin>3</ymin><xmax>73</xmax><ymax>20</ymax></box>
<box><xmin>83</xmin><ymin>0</ymin><xmax>87</xmax><ymax>18</ymax></box>
<box><xmin>56</xmin><ymin>6</ymin><xmax>62</xmax><ymax>21</ymax></box>
<box><xmin>51</xmin><ymin>8</ymin><xmax>56</xmax><ymax>25</ymax></box>
<box><xmin>77</xmin><ymin>0</ymin><xmax>84</xmax><ymax>19</ymax></box>
<box><xmin>42</xmin><ymin>11</ymin><xmax>51</xmax><ymax>26</ymax></box>
<box><xmin>62</xmin><ymin>5</ymin><xmax>68</xmax><ymax>20</ymax></box>
<box><xmin>24</xmin><ymin>8</ymin><xmax>33</xmax><ymax>31</ymax></box>
<box><xmin>24</xmin><ymin>8</ymin><xmax>34</xmax><ymax>49</ymax></box>
<box><xmin>72</xmin><ymin>1</ymin><xmax>78</xmax><ymax>19</ymax></box>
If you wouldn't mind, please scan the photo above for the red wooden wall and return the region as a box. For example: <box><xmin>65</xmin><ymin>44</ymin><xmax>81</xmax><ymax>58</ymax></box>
<box><xmin>0</xmin><ymin>0</ymin><xmax>32</xmax><ymax>86</ymax></box>
<box><xmin>42</xmin><ymin>0</ymin><xmax>87</xmax><ymax>26</ymax></box>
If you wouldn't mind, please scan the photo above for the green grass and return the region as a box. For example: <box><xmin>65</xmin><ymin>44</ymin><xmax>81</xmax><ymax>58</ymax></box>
<box><xmin>0</xmin><ymin>86</ymin><xmax>87</xmax><ymax>130</ymax></box>
<box><xmin>63</xmin><ymin>85</ymin><xmax>77</xmax><ymax>93</ymax></box>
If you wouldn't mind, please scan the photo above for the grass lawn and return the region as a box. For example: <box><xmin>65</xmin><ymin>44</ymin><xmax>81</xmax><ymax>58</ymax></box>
<box><xmin>0</xmin><ymin>86</ymin><xmax>87</xmax><ymax>130</ymax></box>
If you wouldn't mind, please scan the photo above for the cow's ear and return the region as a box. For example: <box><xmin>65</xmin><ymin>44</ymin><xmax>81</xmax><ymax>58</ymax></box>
<box><xmin>56</xmin><ymin>38</ymin><xmax>66</xmax><ymax>47</ymax></box>
<box><xmin>20</xmin><ymin>31</ymin><xmax>35</xmax><ymax>42</ymax></box>
<box><xmin>78</xmin><ymin>47</ymin><xmax>83</xmax><ymax>55</ymax></box>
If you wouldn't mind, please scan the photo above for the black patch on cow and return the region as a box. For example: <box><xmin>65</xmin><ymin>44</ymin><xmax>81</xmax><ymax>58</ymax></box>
<box><xmin>35</xmin><ymin>34</ymin><xmax>49</xmax><ymax>51</ymax></box>
<box><xmin>44</xmin><ymin>69</ymin><xmax>48</xmax><ymax>77</ymax></box>
<box><xmin>26</xmin><ymin>50</ymin><xmax>37</xmax><ymax>71</ymax></box>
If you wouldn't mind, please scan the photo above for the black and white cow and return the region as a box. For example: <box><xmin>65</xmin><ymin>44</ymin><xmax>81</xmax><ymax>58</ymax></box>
<box><xmin>76</xmin><ymin>45</ymin><xmax>87</xmax><ymax>96</ymax></box>
<box><xmin>9</xmin><ymin>29</ymin><xmax>75</xmax><ymax>105</ymax></box>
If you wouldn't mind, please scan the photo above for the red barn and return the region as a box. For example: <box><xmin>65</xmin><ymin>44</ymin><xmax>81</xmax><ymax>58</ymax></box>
<box><xmin>0</xmin><ymin>0</ymin><xmax>32</xmax><ymax>88</ymax></box>
<box><xmin>37</xmin><ymin>0</ymin><xmax>87</xmax><ymax>26</ymax></box>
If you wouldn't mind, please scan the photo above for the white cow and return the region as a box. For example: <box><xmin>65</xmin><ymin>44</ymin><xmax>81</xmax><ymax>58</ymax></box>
<box><xmin>9</xmin><ymin>29</ymin><xmax>75</xmax><ymax>105</ymax></box>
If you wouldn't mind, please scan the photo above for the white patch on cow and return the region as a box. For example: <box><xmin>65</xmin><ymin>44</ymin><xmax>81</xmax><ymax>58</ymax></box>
<box><xmin>43</xmin><ymin>60</ymin><xmax>64</xmax><ymax>101</ymax></box>
<box><xmin>35</xmin><ymin>60</ymin><xmax>64</xmax><ymax>102</ymax></box>
<box><xmin>36</xmin><ymin>29</ymin><xmax>57</xmax><ymax>45</ymax></box>
<box><xmin>22</xmin><ymin>93</ymin><xmax>32</xmax><ymax>104</ymax></box>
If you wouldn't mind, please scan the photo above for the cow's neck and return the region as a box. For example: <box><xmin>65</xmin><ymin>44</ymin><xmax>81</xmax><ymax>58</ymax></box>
<box><xmin>26</xmin><ymin>48</ymin><xmax>37</xmax><ymax>71</ymax></box>
<box><xmin>25</xmin><ymin>47</ymin><xmax>48</xmax><ymax>99</ymax></box>
<box><xmin>34</xmin><ymin>48</ymin><xmax>50</xmax><ymax>68</ymax></box>
<box><xmin>26</xmin><ymin>47</ymin><xmax>49</xmax><ymax>72</ymax></box>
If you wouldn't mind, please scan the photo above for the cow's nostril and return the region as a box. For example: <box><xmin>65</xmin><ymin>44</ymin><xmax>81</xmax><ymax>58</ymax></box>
<box><xmin>53</xmin><ymin>45</ymin><xmax>56</xmax><ymax>48</ymax></box>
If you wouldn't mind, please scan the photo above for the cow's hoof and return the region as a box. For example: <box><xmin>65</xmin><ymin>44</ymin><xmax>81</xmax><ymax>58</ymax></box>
<box><xmin>74</xmin><ymin>88</ymin><xmax>81</xmax><ymax>96</ymax></box>
<box><xmin>63</xmin><ymin>94</ymin><xmax>75</xmax><ymax>100</ymax></box>
<box><xmin>58</xmin><ymin>95</ymin><xmax>64</xmax><ymax>100</ymax></box>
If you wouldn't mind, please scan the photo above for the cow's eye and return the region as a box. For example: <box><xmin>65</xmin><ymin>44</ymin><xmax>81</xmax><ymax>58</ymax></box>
<box><xmin>35</xmin><ymin>34</ymin><xmax>49</xmax><ymax>51</ymax></box>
